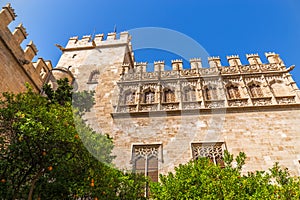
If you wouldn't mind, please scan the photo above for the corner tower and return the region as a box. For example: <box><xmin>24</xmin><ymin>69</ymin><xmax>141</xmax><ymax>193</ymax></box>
<box><xmin>55</xmin><ymin>32</ymin><xmax>134</xmax><ymax>132</ymax></box>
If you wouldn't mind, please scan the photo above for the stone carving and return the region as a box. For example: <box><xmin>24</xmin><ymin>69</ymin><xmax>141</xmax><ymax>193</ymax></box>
<box><xmin>139</xmin><ymin>103</ymin><xmax>158</xmax><ymax>112</ymax></box>
<box><xmin>276</xmin><ymin>96</ymin><xmax>296</xmax><ymax>104</ymax></box>
<box><xmin>260</xmin><ymin>63</ymin><xmax>280</xmax><ymax>72</ymax></box>
<box><xmin>161</xmin><ymin>70</ymin><xmax>178</xmax><ymax>79</ymax></box>
<box><xmin>227</xmin><ymin>98</ymin><xmax>249</xmax><ymax>107</ymax></box>
<box><xmin>205</xmin><ymin>100</ymin><xmax>225</xmax><ymax>108</ymax></box>
<box><xmin>142</xmin><ymin>72</ymin><xmax>159</xmax><ymax>80</ymax></box>
<box><xmin>252</xmin><ymin>97</ymin><xmax>272</xmax><ymax>106</ymax></box>
<box><xmin>192</xmin><ymin>142</ymin><xmax>224</xmax><ymax>161</ymax></box>
<box><xmin>161</xmin><ymin>102</ymin><xmax>179</xmax><ymax>111</ymax></box>
<box><xmin>114</xmin><ymin>53</ymin><xmax>298</xmax><ymax>114</ymax></box>
<box><xmin>133</xmin><ymin>145</ymin><xmax>159</xmax><ymax>160</ymax></box>
<box><xmin>220</xmin><ymin>66</ymin><xmax>239</xmax><ymax>74</ymax></box>
<box><xmin>180</xmin><ymin>69</ymin><xmax>198</xmax><ymax>77</ymax></box>
<box><xmin>182</xmin><ymin>101</ymin><xmax>201</xmax><ymax>109</ymax></box>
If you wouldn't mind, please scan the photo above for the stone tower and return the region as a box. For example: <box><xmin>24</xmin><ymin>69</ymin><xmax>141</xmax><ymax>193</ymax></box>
<box><xmin>0</xmin><ymin>4</ymin><xmax>52</xmax><ymax>93</ymax></box>
<box><xmin>55</xmin><ymin>32</ymin><xmax>134</xmax><ymax>132</ymax></box>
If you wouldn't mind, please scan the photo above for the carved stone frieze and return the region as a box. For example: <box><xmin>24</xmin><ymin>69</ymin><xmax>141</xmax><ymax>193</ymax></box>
<box><xmin>240</xmin><ymin>65</ymin><xmax>260</xmax><ymax>73</ymax></box>
<box><xmin>161</xmin><ymin>70</ymin><xmax>178</xmax><ymax>79</ymax></box>
<box><xmin>139</xmin><ymin>103</ymin><xmax>158</xmax><ymax>111</ymax></box>
<box><xmin>220</xmin><ymin>66</ymin><xmax>239</xmax><ymax>74</ymax></box>
<box><xmin>182</xmin><ymin>101</ymin><xmax>202</xmax><ymax>109</ymax></box>
<box><xmin>205</xmin><ymin>100</ymin><xmax>225</xmax><ymax>108</ymax></box>
<box><xmin>199</xmin><ymin>67</ymin><xmax>219</xmax><ymax>76</ymax></box>
<box><xmin>260</xmin><ymin>63</ymin><xmax>280</xmax><ymax>72</ymax></box>
<box><xmin>180</xmin><ymin>69</ymin><xmax>198</xmax><ymax>77</ymax></box>
<box><xmin>252</xmin><ymin>97</ymin><xmax>272</xmax><ymax>106</ymax></box>
<box><xmin>161</xmin><ymin>102</ymin><xmax>179</xmax><ymax>111</ymax></box>
<box><xmin>227</xmin><ymin>98</ymin><xmax>249</xmax><ymax>107</ymax></box>
<box><xmin>123</xmin><ymin>73</ymin><xmax>139</xmax><ymax>81</ymax></box>
<box><xmin>276</xmin><ymin>96</ymin><xmax>296</xmax><ymax>104</ymax></box>
<box><xmin>142</xmin><ymin>72</ymin><xmax>159</xmax><ymax>80</ymax></box>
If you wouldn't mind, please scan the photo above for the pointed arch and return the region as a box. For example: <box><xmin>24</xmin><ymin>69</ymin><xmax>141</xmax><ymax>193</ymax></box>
<box><xmin>163</xmin><ymin>87</ymin><xmax>176</xmax><ymax>103</ymax></box>
<box><xmin>142</xmin><ymin>87</ymin><xmax>156</xmax><ymax>103</ymax></box>
<box><xmin>204</xmin><ymin>84</ymin><xmax>218</xmax><ymax>100</ymax></box>
<box><xmin>123</xmin><ymin>89</ymin><xmax>136</xmax><ymax>105</ymax></box>
<box><xmin>248</xmin><ymin>82</ymin><xmax>263</xmax><ymax>98</ymax></box>
<box><xmin>182</xmin><ymin>85</ymin><xmax>197</xmax><ymax>102</ymax></box>
<box><xmin>226</xmin><ymin>84</ymin><xmax>241</xmax><ymax>99</ymax></box>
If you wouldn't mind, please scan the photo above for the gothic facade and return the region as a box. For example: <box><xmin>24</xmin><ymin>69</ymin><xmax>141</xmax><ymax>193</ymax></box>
<box><xmin>1</xmin><ymin>3</ymin><xmax>300</xmax><ymax>181</ymax></box>
<box><xmin>53</xmin><ymin>31</ymin><xmax>300</xmax><ymax>180</ymax></box>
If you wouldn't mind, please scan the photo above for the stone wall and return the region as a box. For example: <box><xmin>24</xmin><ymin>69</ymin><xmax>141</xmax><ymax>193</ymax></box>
<box><xmin>111</xmin><ymin>107</ymin><xmax>300</xmax><ymax>175</ymax></box>
<box><xmin>0</xmin><ymin>4</ymin><xmax>52</xmax><ymax>93</ymax></box>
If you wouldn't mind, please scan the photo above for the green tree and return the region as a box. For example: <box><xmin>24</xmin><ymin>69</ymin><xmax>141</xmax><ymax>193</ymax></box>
<box><xmin>150</xmin><ymin>151</ymin><xmax>300</xmax><ymax>199</ymax></box>
<box><xmin>0</xmin><ymin>80</ymin><xmax>146</xmax><ymax>200</ymax></box>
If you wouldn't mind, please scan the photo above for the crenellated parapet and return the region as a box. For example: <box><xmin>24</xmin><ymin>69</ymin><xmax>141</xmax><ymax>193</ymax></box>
<box><xmin>120</xmin><ymin>52</ymin><xmax>292</xmax><ymax>81</ymax></box>
<box><xmin>114</xmin><ymin>52</ymin><xmax>299</xmax><ymax>114</ymax></box>
<box><xmin>0</xmin><ymin>3</ymin><xmax>52</xmax><ymax>92</ymax></box>
<box><xmin>63</xmin><ymin>31</ymin><xmax>131</xmax><ymax>50</ymax></box>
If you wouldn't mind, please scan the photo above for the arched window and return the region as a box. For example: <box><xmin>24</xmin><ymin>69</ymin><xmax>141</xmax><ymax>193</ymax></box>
<box><xmin>132</xmin><ymin>144</ymin><xmax>160</xmax><ymax>196</ymax></box>
<box><xmin>192</xmin><ymin>142</ymin><xmax>225</xmax><ymax>168</ymax></box>
<box><xmin>144</xmin><ymin>90</ymin><xmax>155</xmax><ymax>103</ymax></box>
<box><xmin>163</xmin><ymin>89</ymin><xmax>176</xmax><ymax>103</ymax></box>
<box><xmin>183</xmin><ymin>87</ymin><xmax>196</xmax><ymax>102</ymax></box>
<box><xmin>227</xmin><ymin>85</ymin><xmax>241</xmax><ymax>99</ymax></box>
<box><xmin>249</xmin><ymin>84</ymin><xmax>263</xmax><ymax>98</ymax></box>
<box><xmin>88</xmin><ymin>70</ymin><xmax>100</xmax><ymax>83</ymax></box>
<box><xmin>205</xmin><ymin>86</ymin><xmax>218</xmax><ymax>100</ymax></box>
<box><xmin>124</xmin><ymin>91</ymin><xmax>136</xmax><ymax>104</ymax></box>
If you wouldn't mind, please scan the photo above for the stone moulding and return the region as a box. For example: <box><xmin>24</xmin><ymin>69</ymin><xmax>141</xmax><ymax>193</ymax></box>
<box><xmin>111</xmin><ymin>103</ymin><xmax>300</xmax><ymax>119</ymax></box>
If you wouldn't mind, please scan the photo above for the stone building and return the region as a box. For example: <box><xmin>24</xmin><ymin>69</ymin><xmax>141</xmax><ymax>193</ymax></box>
<box><xmin>0</xmin><ymin>4</ymin><xmax>53</xmax><ymax>93</ymax></box>
<box><xmin>1</xmin><ymin>3</ymin><xmax>300</xmax><ymax>182</ymax></box>
<box><xmin>54</xmin><ymin>32</ymin><xmax>300</xmax><ymax>181</ymax></box>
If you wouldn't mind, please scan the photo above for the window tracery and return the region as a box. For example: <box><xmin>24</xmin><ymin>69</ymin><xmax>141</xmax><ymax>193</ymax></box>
<box><xmin>132</xmin><ymin>145</ymin><xmax>160</xmax><ymax>184</ymax></box>
<box><xmin>183</xmin><ymin>87</ymin><xmax>196</xmax><ymax>102</ymax></box>
<box><xmin>124</xmin><ymin>91</ymin><xmax>136</xmax><ymax>104</ymax></box>
<box><xmin>205</xmin><ymin>86</ymin><xmax>218</xmax><ymax>100</ymax></box>
<box><xmin>191</xmin><ymin>142</ymin><xmax>225</xmax><ymax>167</ymax></box>
<box><xmin>249</xmin><ymin>84</ymin><xmax>263</xmax><ymax>98</ymax></box>
<box><xmin>143</xmin><ymin>90</ymin><xmax>155</xmax><ymax>103</ymax></box>
<box><xmin>163</xmin><ymin>89</ymin><xmax>176</xmax><ymax>103</ymax></box>
<box><xmin>227</xmin><ymin>85</ymin><xmax>241</xmax><ymax>99</ymax></box>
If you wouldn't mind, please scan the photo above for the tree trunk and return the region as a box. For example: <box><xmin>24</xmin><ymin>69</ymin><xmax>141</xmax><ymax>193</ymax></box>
<box><xmin>28</xmin><ymin>168</ymin><xmax>44</xmax><ymax>200</ymax></box>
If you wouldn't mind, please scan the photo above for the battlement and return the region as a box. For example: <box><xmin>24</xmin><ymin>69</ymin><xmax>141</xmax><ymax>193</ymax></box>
<box><xmin>0</xmin><ymin>3</ymin><xmax>52</xmax><ymax>92</ymax></box>
<box><xmin>121</xmin><ymin>52</ymin><xmax>290</xmax><ymax>80</ymax></box>
<box><xmin>64</xmin><ymin>31</ymin><xmax>131</xmax><ymax>50</ymax></box>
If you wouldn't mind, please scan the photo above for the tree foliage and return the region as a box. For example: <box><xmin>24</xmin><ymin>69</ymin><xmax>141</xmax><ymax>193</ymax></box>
<box><xmin>0</xmin><ymin>79</ymin><xmax>147</xmax><ymax>199</ymax></box>
<box><xmin>150</xmin><ymin>151</ymin><xmax>300</xmax><ymax>199</ymax></box>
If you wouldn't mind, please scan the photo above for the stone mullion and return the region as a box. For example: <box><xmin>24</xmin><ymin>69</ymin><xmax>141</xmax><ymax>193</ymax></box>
<box><xmin>157</xmin><ymin>82</ymin><xmax>162</xmax><ymax>110</ymax></box>
<box><xmin>240</xmin><ymin>75</ymin><xmax>253</xmax><ymax>106</ymax></box>
<box><xmin>219</xmin><ymin>76</ymin><xmax>228</xmax><ymax>107</ymax></box>
<box><xmin>198</xmin><ymin>77</ymin><xmax>205</xmax><ymax>108</ymax></box>
<box><xmin>136</xmin><ymin>84</ymin><xmax>142</xmax><ymax>111</ymax></box>
<box><xmin>178</xmin><ymin>80</ymin><xmax>182</xmax><ymax>110</ymax></box>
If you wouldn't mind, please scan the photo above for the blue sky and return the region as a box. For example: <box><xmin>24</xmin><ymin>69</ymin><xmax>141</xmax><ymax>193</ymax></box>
<box><xmin>6</xmin><ymin>0</ymin><xmax>300</xmax><ymax>84</ymax></box>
